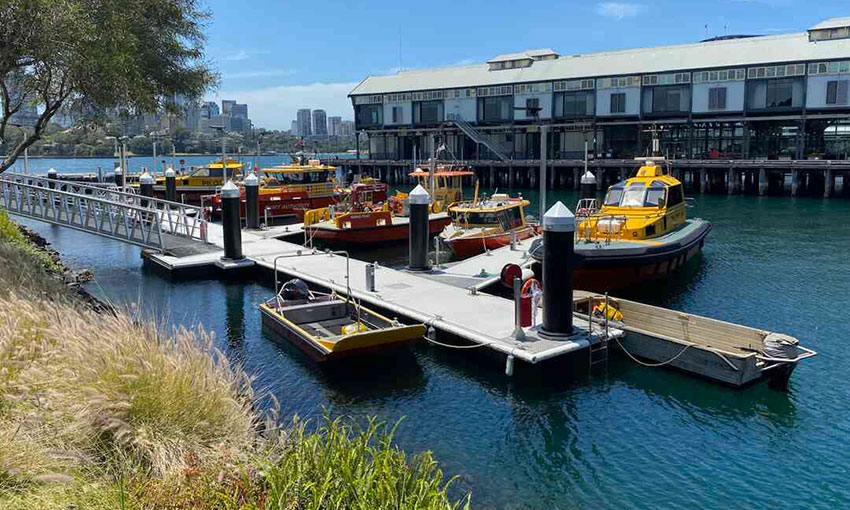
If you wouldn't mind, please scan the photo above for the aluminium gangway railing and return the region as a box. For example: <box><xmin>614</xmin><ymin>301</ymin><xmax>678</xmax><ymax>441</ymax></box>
<box><xmin>0</xmin><ymin>172</ymin><xmax>208</xmax><ymax>253</ymax></box>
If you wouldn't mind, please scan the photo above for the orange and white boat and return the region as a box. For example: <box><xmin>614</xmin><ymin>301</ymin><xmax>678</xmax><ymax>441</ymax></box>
<box><xmin>439</xmin><ymin>188</ymin><xmax>538</xmax><ymax>259</ymax></box>
<box><xmin>303</xmin><ymin>166</ymin><xmax>470</xmax><ymax>244</ymax></box>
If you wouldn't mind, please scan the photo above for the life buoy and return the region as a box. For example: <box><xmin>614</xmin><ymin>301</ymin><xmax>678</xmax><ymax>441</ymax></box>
<box><xmin>521</xmin><ymin>278</ymin><xmax>541</xmax><ymax>297</ymax></box>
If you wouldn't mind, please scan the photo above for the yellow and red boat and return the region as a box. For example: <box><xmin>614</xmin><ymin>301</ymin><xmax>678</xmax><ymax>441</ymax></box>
<box><xmin>131</xmin><ymin>159</ymin><xmax>245</xmax><ymax>204</ymax></box>
<box><xmin>529</xmin><ymin>157</ymin><xmax>711</xmax><ymax>292</ymax></box>
<box><xmin>303</xmin><ymin>166</ymin><xmax>468</xmax><ymax>244</ymax></box>
<box><xmin>210</xmin><ymin>158</ymin><xmax>341</xmax><ymax>222</ymax></box>
<box><xmin>439</xmin><ymin>190</ymin><xmax>538</xmax><ymax>259</ymax></box>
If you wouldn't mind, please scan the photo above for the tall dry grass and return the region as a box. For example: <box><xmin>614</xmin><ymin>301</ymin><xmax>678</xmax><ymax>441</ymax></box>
<box><xmin>0</xmin><ymin>213</ymin><xmax>467</xmax><ymax>509</ymax></box>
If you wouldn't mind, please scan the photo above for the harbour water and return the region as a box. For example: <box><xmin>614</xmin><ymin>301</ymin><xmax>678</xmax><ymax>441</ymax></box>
<box><xmin>16</xmin><ymin>182</ymin><xmax>850</xmax><ymax>508</ymax></box>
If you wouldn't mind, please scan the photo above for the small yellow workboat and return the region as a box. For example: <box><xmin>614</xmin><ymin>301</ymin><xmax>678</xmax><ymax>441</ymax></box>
<box><xmin>259</xmin><ymin>253</ymin><xmax>425</xmax><ymax>361</ymax></box>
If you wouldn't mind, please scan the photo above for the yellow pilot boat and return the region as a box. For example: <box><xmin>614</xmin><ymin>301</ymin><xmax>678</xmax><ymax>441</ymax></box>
<box><xmin>259</xmin><ymin>253</ymin><xmax>425</xmax><ymax>361</ymax></box>
<box><xmin>137</xmin><ymin>159</ymin><xmax>245</xmax><ymax>204</ymax></box>
<box><xmin>529</xmin><ymin>157</ymin><xmax>711</xmax><ymax>291</ymax></box>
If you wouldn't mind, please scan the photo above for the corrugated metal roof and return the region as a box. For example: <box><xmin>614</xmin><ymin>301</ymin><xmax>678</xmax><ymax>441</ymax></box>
<box><xmin>809</xmin><ymin>18</ymin><xmax>850</xmax><ymax>31</ymax></box>
<box><xmin>350</xmin><ymin>31</ymin><xmax>850</xmax><ymax>97</ymax></box>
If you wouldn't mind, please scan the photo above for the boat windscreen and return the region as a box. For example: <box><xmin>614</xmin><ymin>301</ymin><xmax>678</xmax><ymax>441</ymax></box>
<box><xmin>645</xmin><ymin>187</ymin><xmax>666</xmax><ymax>207</ymax></box>
<box><xmin>620</xmin><ymin>188</ymin><xmax>645</xmax><ymax>207</ymax></box>
<box><xmin>604</xmin><ymin>187</ymin><xmax>624</xmax><ymax>206</ymax></box>
<box><xmin>460</xmin><ymin>211</ymin><xmax>500</xmax><ymax>225</ymax></box>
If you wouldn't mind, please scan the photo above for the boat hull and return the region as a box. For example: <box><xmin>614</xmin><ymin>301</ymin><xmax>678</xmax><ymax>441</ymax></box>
<box><xmin>260</xmin><ymin>303</ymin><xmax>420</xmax><ymax>362</ymax></box>
<box><xmin>308</xmin><ymin>215</ymin><xmax>451</xmax><ymax>244</ymax></box>
<box><xmin>442</xmin><ymin>226</ymin><xmax>538</xmax><ymax>259</ymax></box>
<box><xmin>532</xmin><ymin>219</ymin><xmax>711</xmax><ymax>292</ymax></box>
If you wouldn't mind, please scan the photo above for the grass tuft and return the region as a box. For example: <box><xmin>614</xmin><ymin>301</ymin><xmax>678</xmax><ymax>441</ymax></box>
<box><xmin>0</xmin><ymin>212</ymin><xmax>468</xmax><ymax>509</ymax></box>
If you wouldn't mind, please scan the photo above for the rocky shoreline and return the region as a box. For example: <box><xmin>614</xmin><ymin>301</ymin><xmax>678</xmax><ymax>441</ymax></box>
<box><xmin>17</xmin><ymin>225</ymin><xmax>114</xmax><ymax>314</ymax></box>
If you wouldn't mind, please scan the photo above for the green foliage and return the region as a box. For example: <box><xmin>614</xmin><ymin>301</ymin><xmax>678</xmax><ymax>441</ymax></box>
<box><xmin>0</xmin><ymin>0</ymin><xmax>218</xmax><ymax>171</ymax></box>
<box><xmin>0</xmin><ymin>210</ymin><xmax>61</xmax><ymax>274</ymax></box>
<box><xmin>0</xmin><ymin>229</ymin><xmax>468</xmax><ymax>509</ymax></box>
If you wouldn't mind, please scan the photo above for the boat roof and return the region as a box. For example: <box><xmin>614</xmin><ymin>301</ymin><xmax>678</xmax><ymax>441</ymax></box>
<box><xmin>206</xmin><ymin>160</ymin><xmax>245</xmax><ymax>169</ymax></box>
<box><xmin>409</xmin><ymin>170</ymin><xmax>475</xmax><ymax>177</ymax></box>
<box><xmin>451</xmin><ymin>199</ymin><xmax>529</xmax><ymax>212</ymax></box>
<box><xmin>613</xmin><ymin>161</ymin><xmax>682</xmax><ymax>188</ymax></box>
<box><xmin>261</xmin><ymin>164</ymin><xmax>336</xmax><ymax>174</ymax></box>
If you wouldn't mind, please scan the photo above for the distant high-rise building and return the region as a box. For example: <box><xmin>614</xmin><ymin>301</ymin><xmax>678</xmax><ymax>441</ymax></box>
<box><xmin>312</xmin><ymin>109</ymin><xmax>328</xmax><ymax>136</ymax></box>
<box><xmin>200</xmin><ymin>101</ymin><xmax>219</xmax><ymax>119</ymax></box>
<box><xmin>290</xmin><ymin>120</ymin><xmax>299</xmax><ymax>136</ymax></box>
<box><xmin>327</xmin><ymin>116</ymin><xmax>342</xmax><ymax>137</ymax></box>
<box><xmin>297</xmin><ymin>109</ymin><xmax>312</xmax><ymax>137</ymax></box>
<box><xmin>340</xmin><ymin>120</ymin><xmax>355</xmax><ymax>137</ymax></box>
<box><xmin>231</xmin><ymin>103</ymin><xmax>248</xmax><ymax>119</ymax></box>
<box><xmin>221</xmin><ymin>100</ymin><xmax>236</xmax><ymax>115</ymax></box>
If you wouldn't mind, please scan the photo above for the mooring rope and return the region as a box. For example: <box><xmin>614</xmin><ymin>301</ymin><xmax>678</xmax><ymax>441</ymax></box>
<box><xmin>615</xmin><ymin>336</ymin><xmax>693</xmax><ymax>367</ymax></box>
<box><xmin>421</xmin><ymin>320</ymin><xmax>495</xmax><ymax>349</ymax></box>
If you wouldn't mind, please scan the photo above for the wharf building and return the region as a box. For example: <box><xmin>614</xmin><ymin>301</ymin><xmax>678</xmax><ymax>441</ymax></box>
<box><xmin>345</xmin><ymin>18</ymin><xmax>850</xmax><ymax>197</ymax></box>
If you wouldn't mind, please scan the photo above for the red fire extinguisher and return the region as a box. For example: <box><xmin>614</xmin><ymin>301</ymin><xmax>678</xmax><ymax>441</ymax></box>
<box><xmin>519</xmin><ymin>279</ymin><xmax>541</xmax><ymax>327</ymax></box>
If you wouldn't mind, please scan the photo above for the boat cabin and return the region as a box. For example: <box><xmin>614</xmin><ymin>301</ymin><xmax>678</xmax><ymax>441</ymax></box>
<box><xmin>408</xmin><ymin>167</ymin><xmax>474</xmax><ymax>205</ymax></box>
<box><xmin>449</xmin><ymin>194</ymin><xmax>529</xmax><ymax>231</ymax></box>
<box><xmin>579</xmin><ymin>160</ymin><xmax>687</xmax><ymax>241</ymax></box>
<box><xmin>260</xmin><ymin>161</ymin><xmax>336</xmax><ymax>187</ymax></box>
<box><xmin>155</xmin><ymin>159</ymin><xmax>245</xmax><ymax>186</ymax></box>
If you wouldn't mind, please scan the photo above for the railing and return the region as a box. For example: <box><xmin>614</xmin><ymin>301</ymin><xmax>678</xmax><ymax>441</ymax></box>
<box><xmin>446</xmin><ymin>114</ymin><xmax>511</xmax><ymax>162</ymax></box>
<box><xmin>0</xmin><ymin>173</ymin><xmax>208</xmax><ymax>252</ymax></box>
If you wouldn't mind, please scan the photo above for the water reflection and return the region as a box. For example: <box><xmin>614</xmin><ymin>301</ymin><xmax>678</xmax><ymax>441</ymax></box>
<box><xmin>224</xmin><ymin>282</ymin><xmax>247</xmax><ymax>359</ymax></box>
<box><xmin>259</xmin><ymin>324</ymin><xmax>426</xmax><ymax>404</ymax></box>
<box><xmin>607</xmin><ymin>359</ymin><xmax>797</xmax><ymax>428</ymax></box>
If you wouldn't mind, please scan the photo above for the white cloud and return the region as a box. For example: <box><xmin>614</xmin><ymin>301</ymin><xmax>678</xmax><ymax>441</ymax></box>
<box><xmin>212</xmin><ymin>82</ymin><xmax>358</xmax><ymax>130</ymax></box>
<box><xmin>221</xmin><ymin>49</ymin><xmax>269</xmax><ymax>62</ymax></box>
<box><xmin>223</xmin><ymin>68</ymin><xmax>297</xmax><ymax>79</ymax></box>
<box><xmin>596</xmin><ymin>2</ymin><xmax>644</xmax><ymax>19</ymax></box>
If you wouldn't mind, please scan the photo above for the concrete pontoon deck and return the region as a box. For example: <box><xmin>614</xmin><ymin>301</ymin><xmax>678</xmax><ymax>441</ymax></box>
<box><xmin>144</xmin><ymin>223</ymin><xmax>621</xmax><ymax>366</ymax></box>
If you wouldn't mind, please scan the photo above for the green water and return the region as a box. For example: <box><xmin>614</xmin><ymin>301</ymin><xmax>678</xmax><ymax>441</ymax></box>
<box><xmin>18</xmin><ymin>188</ymin><xmax>850</xmax><ymax>509</ymax></box>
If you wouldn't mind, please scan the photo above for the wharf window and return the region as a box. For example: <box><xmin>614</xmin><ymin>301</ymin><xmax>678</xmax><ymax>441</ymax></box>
<box><xmin>610</xmin><ymin>93</ymin><xmax>626</xmax><ymax>114</ymax></box>
<box><xmin>651</xmin><ymin>87</ymin><xmax>683</xmax><ymax>113</ymax></box>
<box><xmin>392</xmin><ymin>106</ymin><xmax>403</xmax><ymax>123</ymax></box>
<box><xmin>708</xmin><ymin>87</ymin><xmax>727</xmax><ymax>110</ymax></box>
<box><xmin>413</xmin><ymin>100</ymin><xmax>443</xmax><ymax>124</ymax></box>
<box><xmin>478</xmin><ymin>96</ymin><xmax>513</xmax><ymax>122</ymax></box>
<box><xmin>555</xmin><ymin>91</ymin><xmax>593</xmax><ymax>117</ymax></box>
<box><xmin>766</xmin><ymin>79</ymin><xmax>794</xmax><ymax>108</ymax></box>
<box><xmin>356</xmin><ymin>104</ymin><xmax>382</xmax><ymax>126</ymax></box>
<box><xmin>826</xmin><ymin>80</ymin><xmax>849</xmax><ymax>105</ymax></box>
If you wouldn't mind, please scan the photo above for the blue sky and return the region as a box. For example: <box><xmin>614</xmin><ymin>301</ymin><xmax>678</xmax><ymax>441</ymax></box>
<box><xmin>203</xmin><ymin>0</ymin><xmax>849</xmax><ymax>130</ymax></box>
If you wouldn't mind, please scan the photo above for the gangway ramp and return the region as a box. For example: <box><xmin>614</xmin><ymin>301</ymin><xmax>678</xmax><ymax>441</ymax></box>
<box><xmin>0</xmin><ymin>172</ymin><xmax>210</xmax><ymax>255</ymax></box>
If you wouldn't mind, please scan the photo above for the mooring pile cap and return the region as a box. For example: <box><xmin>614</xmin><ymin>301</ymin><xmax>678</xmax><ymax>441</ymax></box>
<box><xmin>114</xmin><ymin>167</ymin><xmax>123</xmax><ymax>174</ymax></box>
<box><xmin>220</xmin><ymin>180</ymin><xmax>240</xmax><ymax>198</ymax></box>
<box><xmin>48</xmin><ymin>168</ymin><xmax>57</xmax><ymax>174</ymax></box>
<box><xmin>543</xmin><ymin>201</ymin><xmax>575</xmax><ymax>232</ymax></box>
<box><xmin>580</xmin><ymin>170</ymin><xmax>597</xmax><ymax>184</ymax></box>
<box><xmin>165</xmin><ymin>167</ymin><xmax>175</xmax><ymax>177</ymax></box>
<box><xmin>139</xmin><ymin>171</ymin><xmax>154</xmax><ymax>184</ymax></box>
<box><xmin>243</xmin><ymin>171</ymin><xmax>259</xmax><ymax>186</ymax></box>
<box><xmin>408</xmin><ymin>184</ymin><xmax>430</xmax><ymax>205</ymax></box>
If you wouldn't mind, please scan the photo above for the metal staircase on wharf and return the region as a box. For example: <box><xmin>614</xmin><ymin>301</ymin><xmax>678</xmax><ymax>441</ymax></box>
<box><xmin>446</xmin><ymin>114</ymin><xmax>512</xmax><ymax>162</ymax></box>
